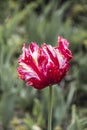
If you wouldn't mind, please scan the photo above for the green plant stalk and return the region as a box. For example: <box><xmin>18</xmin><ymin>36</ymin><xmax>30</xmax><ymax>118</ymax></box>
<box><xmin>48</xmin><ymin>86</ymin><xmax>53</xmax><ymax>130</ymax></box>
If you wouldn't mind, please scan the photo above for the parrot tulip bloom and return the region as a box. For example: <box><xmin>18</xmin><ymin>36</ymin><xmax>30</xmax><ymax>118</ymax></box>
<box><xmin>17</xmin><ymin>36</ymin><xmax>72</xmax><ymax>89</ymax></box>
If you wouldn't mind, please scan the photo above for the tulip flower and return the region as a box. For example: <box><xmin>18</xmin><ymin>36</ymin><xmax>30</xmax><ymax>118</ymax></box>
<box><xmin>17</xmin><ymin>36</ymin><xmax>72</xmax><ymax>130</ymax></box>
<box><xmin>17</xmin><ymin>36</ymin><xmax>72</xmax><ymax>89</ymax></box>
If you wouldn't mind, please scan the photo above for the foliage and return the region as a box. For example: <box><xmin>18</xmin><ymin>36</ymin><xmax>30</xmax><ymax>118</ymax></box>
<box><xmin>0</xmin><ymin>0</ymin><xmax>87</xmax><ymax>130</ymax></box>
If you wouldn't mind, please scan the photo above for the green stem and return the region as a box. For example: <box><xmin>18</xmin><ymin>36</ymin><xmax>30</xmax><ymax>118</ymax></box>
<box><xmin>48</xmin><ymin>86</ymin><xmax>53</xmax><ymax>130</ymax></box>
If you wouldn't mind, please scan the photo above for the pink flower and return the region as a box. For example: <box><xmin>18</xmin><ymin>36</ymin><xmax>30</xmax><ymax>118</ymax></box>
<box><xmin>17</xmin><ymin>36</ymin><xmax>72</xmax><ymax>89</ymax></box>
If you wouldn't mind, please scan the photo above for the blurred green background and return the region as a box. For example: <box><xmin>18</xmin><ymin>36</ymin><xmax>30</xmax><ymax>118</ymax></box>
<box><xmin>0</xmin><ymin>0</ymin><xmax>87</xmax><ymax>130</ymax></box>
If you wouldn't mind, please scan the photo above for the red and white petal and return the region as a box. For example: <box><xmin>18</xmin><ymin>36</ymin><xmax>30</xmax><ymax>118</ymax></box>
<box><xmin>58</xmin><ymin>36</ymin><xmax>72</xmax><ymax>60</ymax></box>
<box><xmin>18</xmin><ymin>63</ymin><xmax>40</xmax><ymax>81</ymax></box>
<box><xmin>29</xmin><ymin>42</ymin><xmax>39</xmax><ymax>66</ymax></box>
<box><xmin>54</xmin><ymin>48</ymin><xmax>66</xmax><ymax>69</ymax></box>
<box><xmin>42</xmin><ymin>43</ymin><xmax>59</xmax><ymax>66</ymax></box>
